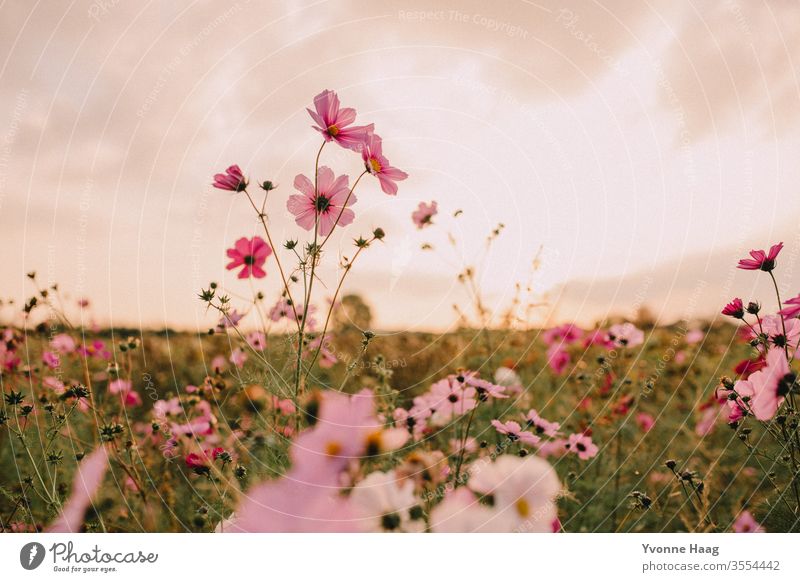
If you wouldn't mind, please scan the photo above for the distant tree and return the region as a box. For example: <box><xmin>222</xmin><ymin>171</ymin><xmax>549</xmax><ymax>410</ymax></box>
<box><xmin>333</xmin><ymin>294</ymin><xmax>373</xmax><ymax>332</ymax></box>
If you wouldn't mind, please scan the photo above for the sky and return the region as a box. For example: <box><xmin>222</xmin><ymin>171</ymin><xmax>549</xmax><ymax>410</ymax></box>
<box><xmin>1</xmin><ymin>0</ymin><xmax>800</xmax><ymax>333</ymax></box>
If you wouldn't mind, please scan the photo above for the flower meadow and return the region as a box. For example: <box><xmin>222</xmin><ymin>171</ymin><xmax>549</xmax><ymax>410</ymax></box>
<box><xmin>2</xmin><ymin>91</ymin><xmax>800</xmax><ymax>534</ymax></box>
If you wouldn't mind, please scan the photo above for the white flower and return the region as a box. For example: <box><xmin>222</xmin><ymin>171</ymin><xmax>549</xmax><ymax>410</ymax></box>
<box><xmin>467</xmin><ymin>455</ymin><xmax>560</xmax><ymax>532</ymax></box>
<box><xmin>350</xmin><ymin>470</ymin><xmax>424</xmax><ymax>532</ymax></box>
<box><xmin>430</xmin><ymin>489</ymin><xmax>502</xmax><ymax>532</ymax></box>
<box><xmin>494</xmin><ymin>366</ymin><xmax>521</xmax><ymax>387</ymax></box>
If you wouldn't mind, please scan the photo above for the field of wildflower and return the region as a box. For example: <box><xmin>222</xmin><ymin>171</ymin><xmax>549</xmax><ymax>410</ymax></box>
<box><xmin>1</xmin><ymin>91</ymin><xmax>799</xmax><ymax>534</ymax></box>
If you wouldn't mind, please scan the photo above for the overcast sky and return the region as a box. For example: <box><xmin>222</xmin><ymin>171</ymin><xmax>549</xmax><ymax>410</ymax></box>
<box><xmin>2</xmin><ymin>0</ymin><xmax>800</xmax><ymax>332</ymax></box>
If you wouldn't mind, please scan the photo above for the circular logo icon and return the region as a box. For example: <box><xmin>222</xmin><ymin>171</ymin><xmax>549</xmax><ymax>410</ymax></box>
<box><xmin>20</xmin><ymin>542</ymin><xmax>46</xmax><ymax>570</ymax></box>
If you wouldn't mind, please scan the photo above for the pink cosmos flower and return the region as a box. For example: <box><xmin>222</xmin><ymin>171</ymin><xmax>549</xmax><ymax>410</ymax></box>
<box><xmin>412</xmin><ymin>201</ymin><xmax>437</xmax><ymax>229</ymax></box>
<box><xmin>737</xmin><ymin>242</ymin><xmax>783</xmax><ymax>271</ymax></box>
<box><xmin>42</xmin><ymin>351</ymin><xmax>60</xmax><ymax>369</ymax></box>
<box><xmin>230</xmin><ymin>348</ymin><xmax>247</xmax><ymax>369</ymax></box>
<box><xmin>748</xmin><ymin>348</ymin><xmax>792</xmax><ymax>421</ymax></box>
<box><xmin>307</xmin><ymin>89</ymin><xmax>374</xmax><ymax>151</ymax></box>
<box><xmin>542</xmin><ymin>323</ymin><xmax>583</xmax><ymax>346</ymax></box>
<box><xmin>306</xmin><ymin>335</ymin><xmax>338</xmax><ymax>368</ymax></box>
<box><xmin>271</xmin><ymin>397</ymin><xmax>296</xmax><ymax>416</ymax></box>
<box><xmin>268</xmin><ymin>299</ymin><xmax>293</xmax><ymax>321</ymax></box>
<box><xmin>43</xmin><ymin>376</ymin><xmax>66</xmax><ymax>393</ymax></box>
<box><xmin>607</xmin><ymin>322</ymin><xmax>644</xmax><ymax>348</ymax></box>
<box><xmin>169</xmin><ymin>400</ymin><xmax>217</xmax><ymax>438</ymax></box>
<box><xmin>294</xmin><ymin>304</ymin><xmax>318</xmax><ymax>331</ymax></box>
<box><xmin>213</xmin><ymin>165</ymin><xmax>247</xmax><ymax>191</ymax></box>
<box><xmin>426</xmin><ymin>376</ymin><xmax>478</xmax><ymax>425</ymax></box>
<box><xmin>779</xmin><ymin>294</ymin><xmax>800</xmax><ymax>319</ymax></box>
<box><xmin>685</xmin><ymin>329</ymin><xmax>704</xmax><ymax>344</ymax></box>
<box><xmin>216</xmin><ymin>309</ymin><xmax>244</xmax><ymax>331</ymax></box>
<box><xmin>526</xmin><ymin>409</ymin><xmax>560</xmax><ymax>437</ymax></box>
<box><xmin>109</xmin><ymin>379</ymin><xmax>131</xmax><ymax>395</ymax></box>
<box><xmin>51</xmin><ymin>333</ymin><xmax>76</xmax><ymax>354</ymax></box>
<box><xmin>565</xmin><ymin>433</ymin><xmax>599</xmax><ymax>460</ymax></box>
<box><xmin>546</xmin><ymin>344</ymin><xmax>570</xmax><ymax>375</ymax></box>
<box><xmin>287</xmin><ymin>167</ymin><xmax>354</xmax><ymax>236</ymax></box>
<box><xmin>491</xmin><ymin>419</ymin><xmax>541</xmax><ymax>446</ymax></box>
<box><xmin>722</xmin><ymin>297</ymin><xmax>744</xmax><ymax>318</ymax></box>
<box><xmin>226</xmin><ymin>472</ymin><xmax>360</xmax><ymax>532</ymax></box>
<box><xmin>210</xmin><ymin>355</ymin><xmax>227</xmax><ymax>372</ymax></box>
<box><xmin>47</xmin><ymin>447</ymin><xmax>109</xmax><ymax>532</ymax></box>
<box><xmin>461</xmin><ymin>371</ymin><xmax>508</xmax><ymax>400</ymax></box>
<box><xmin>748</xmin><ymin>314</ymin><xmax>800</xmax><ymax>347</ymax></box>
<box><xmin>154</xmin><ymin>397</ymin><xmax>183</xmax><ymax>418</ymax></box>
<box><xmin>536</xmin><ymin>438</ymin><xmax>569</xmax><ymax>458</ymax></box>
<box><xmin>226</xmin><ymin>236</ymin><xmax>271</xmax><ymax>279</ymax></box>
<box><xmin>362</xmin><ymin>133</ymin><xmax>408</xmax><ymax>195</ymax></box>
<box><xmin>695</xmin><ymin>405</ymin><xmax>722</xmax><ymax>436</ymax></box>
<box><xmin>635</xmin><ymin>412</ymin><xmax>655</xmax><ymax>432</ymax></box>
<box><xmin>78</xmin><ymin>340</ymin><xmax>111</xmax><ymax>360</ymax></box>
<box><xmin>393</xmin><ymin>406</ymin><xmax>429</xmax><ymax>440</ymax></box>
<box><xmin>246</xmin><ymin>331</ymin><xmax>266</xmax><ymax>350</ymax></box>
<box><xmin>583</xmin><ymin>329</ymin><xmax>615</xmax><ymax>349</ymax></box>
<box><xmin>732</xmin><ymin>510</ymin><xmax>765</xmax><ymax>533</ymax></box>
<box><xmin>291</xmin><ymin>390</ymin><xmax>407</xmax><ymax>485</ymax></box>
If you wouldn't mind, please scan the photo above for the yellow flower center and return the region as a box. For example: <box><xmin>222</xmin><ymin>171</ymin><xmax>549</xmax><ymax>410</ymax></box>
<box><xmin>368</xmin><ymin>157</ymin><xmax>382</xmax><ymax>173</ymax></box>
<box><xmin>364</xmin><ymin>431</ymin><xmax>383</xmax><ymax>457</ymax></box>
<box><xmin>515</xmin><ymin>498</ymin><xmax>530</xmax><ymax>518</ymax></box>
<box><xmin>327</xmin><ymin>124</ymin><xmax>339</xmax><ymax>136</ymax></box>
<box><xmin>325</xmin><ymin>441</ymin><xmax>343</xmax><ymax>456</ymax></box>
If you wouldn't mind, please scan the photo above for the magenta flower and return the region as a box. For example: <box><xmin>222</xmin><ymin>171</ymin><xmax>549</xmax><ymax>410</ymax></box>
<box><xmin>213</xmin><ymin>165</ymin><xmax>247</xmax><ymax>192</ymax></box>
<box><xmin>565</xmin><ymin>433</ymin><xmax>599</xmax><ymax>460</ymax></box>
<box><xmin>542</xmin><ymin>323</ymin><xmax>583</xmax><ymax>346</ymax></box>
<box><xmin>635</xmin><ymin>412</ymin><xmax>655</xmax><ymax>433</ymax></box>
<box><xmin>307</xmin><ymin>89</ymin><xmax>374</xmax><ymax>151</ymax></box>
<box><xmin>362</xmin><ymin>133</ymin><xmax>408</xmax><ymax>196</ymax></box>
<box><xmin>412</xmin><ymin>201</ymin><xmax>437</xmax><ymax>229</ymax></box>
<box><xmin>732</xmin><ymin>510</ymin><xmax>765</xmax><ymax>533</ymax></box>
<box><xmin>42</xmin><ymin>351</ymin><xmax>60</xmax><ymax>369</ymax></box>
<box><xmin>737</xmin><ymin>242</ymin><xmax>783</xmax><ymax>271</ymax></box>
<box><xmin>546</xmin><ymin>344</ymin><xmax>570</xmax><ymax>375</ymax></box>
<box><xmin>725</xmin><ymin>379</ymin><xmax>755</xmax><ymax>423</ymax></box>
<box><xmin>721</xmin><ymin>297</ymin><xmax>744</xmax><ymax>319</ymax></box>
<box><xmin>226</xmin><ymin>236</ymin><xmax>272</xmax><ymax>279</ymax></box>
<box><xmin>287</xmin><ymin>167</ymin><xmax>355</xmax><ymax>236</ymax></box>
<box><xmin>779</xmin><ymin>294</ymin><xmax>800</xmax><ymax>319</ymax></box>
